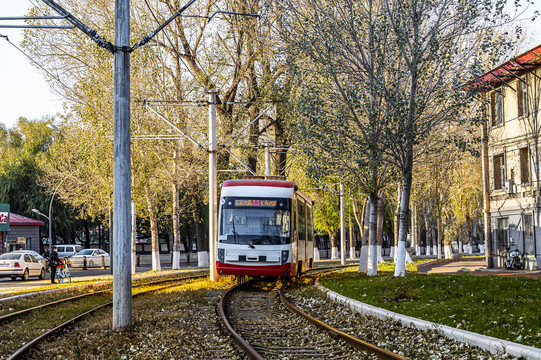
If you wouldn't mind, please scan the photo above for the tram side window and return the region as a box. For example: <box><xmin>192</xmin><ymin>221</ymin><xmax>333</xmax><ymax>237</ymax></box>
<box><xmin>298</xmin><ymin>201</ymin><xmax>306</xmax><ymax>241</ymax></box>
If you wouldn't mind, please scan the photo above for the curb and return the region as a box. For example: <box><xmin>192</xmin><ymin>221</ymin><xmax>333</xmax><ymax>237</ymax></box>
<box><xmin>315</xmin><ymin>279</ymin><xmax>541</xmax><ymax>360</ymax></box>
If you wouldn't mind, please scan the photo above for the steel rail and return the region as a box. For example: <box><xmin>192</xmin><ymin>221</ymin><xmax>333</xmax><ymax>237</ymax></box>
<box><xmin>279</xmin><ymin>289</ymin><xmax>409</xmax><ymax>360</ymax></box>
<box><xmin>218</xmin><ymin>282</ymin><xmax>264</xmax><ymax>360</ymax></box>
<box><xmin>0</xmin><ymin>273</ymin><xmax>206</xmax><ymax>323</ymax></box>
<box><xmin>6</xmin><ymin>274</ymin><xmax>208</xmax><ymax>360</ymax></box>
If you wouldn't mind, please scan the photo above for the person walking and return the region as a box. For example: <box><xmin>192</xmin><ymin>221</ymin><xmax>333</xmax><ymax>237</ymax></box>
<box><xmin>48</xmin><ymin>246</ymin><xmax>60</xmax><ymax>284</ymax></box>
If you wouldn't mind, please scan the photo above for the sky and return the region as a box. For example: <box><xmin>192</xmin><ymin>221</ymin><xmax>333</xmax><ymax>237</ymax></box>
<box><xmin>1</xmin><ymin>1</ymin><xmax>541</xmax><ymax>130</ymax></box>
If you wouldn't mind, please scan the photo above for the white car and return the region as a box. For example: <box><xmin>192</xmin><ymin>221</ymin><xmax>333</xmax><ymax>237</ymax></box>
<box><xmin>70</xmin><ymin>249</ymin><xmax>110</xmax><ymax>268</ymax></box>
<box><xmin>11</xmin><ymin>250</ymin><xmax>45</xmax><ymax>261</ymax></box>
<box><xmin>0</xmin><ymin>253</ymin><xmax>46</xmax><ymax>281</ymax></box>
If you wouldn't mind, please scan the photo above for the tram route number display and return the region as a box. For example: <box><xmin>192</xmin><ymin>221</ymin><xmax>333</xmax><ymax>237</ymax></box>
<box><xmin>234</xmin><ymin>199</ymin><xmax>277</xmax><ymax>207</ymax></box>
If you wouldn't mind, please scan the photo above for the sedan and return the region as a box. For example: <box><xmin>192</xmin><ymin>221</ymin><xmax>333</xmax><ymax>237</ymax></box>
<box><xmin>10</xmin><ymin>250</ymin><xmax>45</xmax><ymax>261</ymax></box>
<box><xmin>0</xmin><ymin>253</ymin><xmax>45</xmax><ymax>281</ymax></box>
<box><xmin>70</xmin><ymin>249</ymin><xmax>110</xmax><ymax>268</ymax></box>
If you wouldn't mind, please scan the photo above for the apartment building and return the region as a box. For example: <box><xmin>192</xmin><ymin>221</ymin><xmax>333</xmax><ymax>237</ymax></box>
<box><xmin>473</xmin><ymin>44</ymin><xmax>541</xmax><ymax>269</ymax></box>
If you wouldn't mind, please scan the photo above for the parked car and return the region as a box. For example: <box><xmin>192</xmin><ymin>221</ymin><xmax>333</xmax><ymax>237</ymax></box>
<box><xmin>56</xmin><ymin>245</ymin><xmax>82</xmax><ymax>259</ymax></box>
<box><xmin>11</xmin><ymin>250</ymin><xmax>45</xmax><ymax>261</ymax></box>
<box><xmin>0</xmin><ymin>253</ymin><xmax>45</xmax><ymax>281</ymax></box>
<box><xmin>70</xmin><ymin>249</ymin><xmax>110</xmax><ymax>268</ymax></box>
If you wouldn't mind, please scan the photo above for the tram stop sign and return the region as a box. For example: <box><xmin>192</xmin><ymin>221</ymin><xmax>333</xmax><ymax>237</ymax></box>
<box><xmin>0</xmin><ymin>204</ymin><xmax>9</xmax><ymax>232</ymax></box>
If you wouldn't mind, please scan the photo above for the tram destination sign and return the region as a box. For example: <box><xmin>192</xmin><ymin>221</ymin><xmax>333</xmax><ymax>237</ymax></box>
<box><xmin>0</xmin><ymin>204</ymin><xmax>9</xmax><ymax>232</ymax></box>
<box><xmin>234</xmin><ymin>199</ymin><xmax>277</xmax><ymax>207</ymax></box>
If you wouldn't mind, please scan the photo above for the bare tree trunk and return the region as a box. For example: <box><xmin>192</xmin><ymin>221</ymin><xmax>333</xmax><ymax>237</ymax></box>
<box><xmin>412</xmin><ymin>205</ymin><xmax>419</xmax><ymax>255</ymax></box>
<box><xmin>376</xmin><ymin>196</ymin><xmax>384</xmax><ymax>263</ymax></box>
<box><xmin>145</xmin><ymin>185</ymin><xmax>161</xmax><ymax>271</ymax></box>
<box><xmin>330</xmin><ymin>230</ymin><xmax>339</xmax><ymax>260</ymax></box>
<box><xmin>172</xmin><ymin>149</ymin><xmax>181</xmax><ymax>270</ymax></box>
<box><xmin>349</xmin><ymin>214</ymin><xmax>355</xmax><ymax>259</ymax></box>
<box><xmin>353</xmin><ymin>196</ymin><xmax>369</xmax><ymax>273</ymax></box>
<box><xmin>394</xmin><ymin>159</ymin><xmax>413</xmax><ymax>277</ymax></box>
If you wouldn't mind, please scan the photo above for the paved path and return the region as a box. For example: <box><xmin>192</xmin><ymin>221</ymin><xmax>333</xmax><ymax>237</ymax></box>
<box><xmin>417</xmin><ymin>258</ymin><xmax>541</xmax><ymax>278</ymax></box>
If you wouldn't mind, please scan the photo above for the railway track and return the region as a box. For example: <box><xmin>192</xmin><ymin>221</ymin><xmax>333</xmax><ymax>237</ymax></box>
<box><xmin>219</xmin><ymin>281</ymin><xmax>408</xmax><ymax>360</ymax></box>
<box><xmin>0</xmin><ymin>273</ymin><xmax>208</xmax><ymax>360</ymax></box>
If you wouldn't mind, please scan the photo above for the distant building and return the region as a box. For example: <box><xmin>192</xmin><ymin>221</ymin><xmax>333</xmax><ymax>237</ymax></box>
<box><xmin>0</xmin><ymin>211</ymin><xmax>44</xmax><ymax>255</ymax></box>
<box><xmin>471</xmin><ymin>44</ymin><xmax>541</xmax><ymax>269</ymax></box>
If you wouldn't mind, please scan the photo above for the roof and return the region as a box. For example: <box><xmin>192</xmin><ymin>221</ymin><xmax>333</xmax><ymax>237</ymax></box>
<box><xmin>469</xmin><ymin>44</ymin><xmax>541</xmax><ymax>93</ymax></box>
<box><xmin>222</xmin><ymin>179</ymin><xmax>297</xmax><ymax>189</ymax></box>
<box><xmin>9</xmin><ymin>213</ymin><xmax>45</xmax><ymax>226</ymax></box>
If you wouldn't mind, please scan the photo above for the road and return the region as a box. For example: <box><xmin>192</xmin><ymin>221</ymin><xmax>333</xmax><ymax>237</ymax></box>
<box><xmin>0</xmin><ymin>263</ymin><xmax>198</xmax><ymax>296</ymax></box>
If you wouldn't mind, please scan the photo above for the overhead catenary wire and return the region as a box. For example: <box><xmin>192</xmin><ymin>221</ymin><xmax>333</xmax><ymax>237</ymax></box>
<box><xmin>0</xmin><ymin>34</ymin><xmax>109</xmax><ymax>121</ymax></box>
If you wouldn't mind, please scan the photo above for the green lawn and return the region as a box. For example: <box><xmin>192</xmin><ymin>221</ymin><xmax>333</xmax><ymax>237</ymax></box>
<box><xmin>319</xmin><ymin>266</ymin><xmax>541</xmax><ymax>348</ymax></box>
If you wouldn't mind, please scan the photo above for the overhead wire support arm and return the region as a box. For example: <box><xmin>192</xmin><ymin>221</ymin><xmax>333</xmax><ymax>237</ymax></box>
<box><xmin>41</xmin><ymin>0</ymin><xmax>114</xmax><ymax>53</ymax></box>
<box><xmin>222</xmin><ymin>148</ymin><xmax>257</xmax><ymax>176</ymax></box>
<box><xmin>207</xmin><ymin>11</ymin><xmax>260</xmax><ymax>23</ymax></box>
<box><xmin>220</xmin><ymin>104</ymin><xmax>273</xmax><ymax>150</ymax></box>
<box><xmin>145</xmin><ymin>103</ymin><xmax>205</xmax><ymax>150</ymax></box>
<box><xmin>130</xmin><ymin>0</ymin><xmax>195</xmax><ymax>52</ymax></box>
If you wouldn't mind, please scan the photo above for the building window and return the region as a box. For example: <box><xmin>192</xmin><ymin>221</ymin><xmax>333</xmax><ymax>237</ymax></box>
<box><xmin>517</xmin><ymin>79</ymin><xmax>528</xmax><ymax>118</ymax></box>
<box><xmin>490</xmin><ymin>91</ymin><xmax>504</xmax><ymax>126</ymax></box>
<box><xmin>523</xmin><ymin>214</ymin><xmax>534</xmax><ymax>255</ymax></box>
<box><xmin>493</xmin><ymin>154</ymin><xmax>505</xmax><ymax>190</ymax></box>
<box><xmin>494</xmin><ymin>217</ymin><xmax>509</xmax><ymax>255</ymax></box>
<box><xmin>520</xmin><ymin>147</ymin><xmax>530</xmax><ymax>184</ymax></box>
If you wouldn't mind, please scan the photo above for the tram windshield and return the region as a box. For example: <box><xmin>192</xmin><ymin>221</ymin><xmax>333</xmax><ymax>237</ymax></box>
<box><xmin>218</xmin><ymin>197</ymin><xmax>291</xmax><ymax>246</ymax></box>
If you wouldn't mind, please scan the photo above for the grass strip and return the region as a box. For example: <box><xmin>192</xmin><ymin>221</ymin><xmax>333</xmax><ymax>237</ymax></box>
<box><xmin>319</xmin><ymin>266</ymin><xmax>541</xmax><ymax>348</ymax></box>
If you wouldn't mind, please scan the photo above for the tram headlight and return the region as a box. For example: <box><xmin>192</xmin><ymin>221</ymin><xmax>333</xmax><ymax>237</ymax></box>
<box><xmin>218</xmin><ymin>248</ymin><xmax>225</xmax><ymax>263</ymax></box>
<box><xmin>281</xmin><ymin>250</ymin><xmax>289</xmax><ymax>264</ymax></box>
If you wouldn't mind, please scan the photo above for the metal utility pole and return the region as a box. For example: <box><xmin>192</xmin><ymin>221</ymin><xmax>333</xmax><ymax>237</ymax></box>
<box><xmin>209</xmin><ymin>90</ymin><xmax>218</xmax><ymax>281</ymax></box>
<box><xmin>112</xmin><ymin>0</ymin><xmax>132</xmax><ymax>329</ymax></box>
<box><xmin>340</xmin><ymin>181</ymin><xmax>346</xmax><ymax>265</ymax></box>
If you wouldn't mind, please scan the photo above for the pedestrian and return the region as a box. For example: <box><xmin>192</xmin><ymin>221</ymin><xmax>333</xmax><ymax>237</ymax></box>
<box><xmin>48</xmin><ymin>246</ymin><xmax>60</xmax><ymax>284</ymax></box>
<box><xmin>43</xmin><ymin>248</ymin><xmax>50</xmax><ymax>260</ymax></box>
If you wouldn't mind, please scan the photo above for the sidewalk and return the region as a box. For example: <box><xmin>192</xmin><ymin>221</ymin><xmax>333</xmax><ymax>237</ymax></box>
<box><xmin>417</xmin><ymin>258</ymin><xmax>541</xmax><ymax>278</ymax></box>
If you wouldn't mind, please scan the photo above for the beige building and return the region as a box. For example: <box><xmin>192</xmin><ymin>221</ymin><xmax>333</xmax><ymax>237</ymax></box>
<box><xmin>473</xmin><ymin>44</ymin><xmax>541</xmax><ymax>269</ymax></box>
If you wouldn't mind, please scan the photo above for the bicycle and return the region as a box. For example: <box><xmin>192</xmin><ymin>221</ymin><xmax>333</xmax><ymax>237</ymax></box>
<box><xmin>55</xmin><ymin>258</ymin><xmax>72</xmax><ymax>284</ymax></box>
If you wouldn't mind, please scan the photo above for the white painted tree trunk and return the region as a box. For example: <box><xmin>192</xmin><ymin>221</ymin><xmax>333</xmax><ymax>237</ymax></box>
<box><xmin>433</xmin><ymin>245</ymin><xmax>438</xmax><ymax>258</ymax></box>
<box><xmin>172</xmin><ymin>251</ymin><xmax>181</xmax><ymax>269</ymax></box>
<box><xmin>390</xmin><ymin>246</ymin><xmax>395</xmax><ymax>259</ymax></box>
<box><xmin>367</xmin><ymin>244</ymin><xmax>377</xmax><ymax>275</ymax></box>
<box><xmin>314</xmin><ymin>245</ymin><xmax>321</xmax><ymax>260</ymax></box>
<box><xmin>358</xmin><ymin>245</ymin><xmax>368</xmax><ymax>273</ymax></box>
<box><xmin>459</xmin><ymin>240</ymin><xmax>463</xmax><ymax>254</ymax></box>
<box><xmin>444</xmin><ymin>244</ymin><xmax>452</xmax><ymax>259</ymax></box>
<box><xmin>415</xmin><ymin>245</ymin><xmax>421</xmax><ymax>256</ymax></box>
<box><xmin>367</xmin><ymin>193</ymin><xmax>378</xmax><ymax>276</ymax></box>
<box><xmin>376</xmin><ymin>245</ymin><xmax>384</xmax><ymax>263</ymax></box>
<box><xmin>331</xmin><ymin>247</ymin><xmax>339</xmax><ymax>260</ymax></box>
<box><xmin>394</xmin><ymin>169</ymin><xmax>412</xmax><ymax>277</ymax></box>
<box><xmin>198</xmin><ymin>251</ymin><xmax>209</xmax><ymax>267</ymax></box>
<box><xmin>405</xmin><ymin>250</ymin><xmax>413</xmax><ymax>263</ymax></box>
<box><xmin>152</xmin><ymin>251</ymin><xmax>161</xmax><ymax>271</ymax></box>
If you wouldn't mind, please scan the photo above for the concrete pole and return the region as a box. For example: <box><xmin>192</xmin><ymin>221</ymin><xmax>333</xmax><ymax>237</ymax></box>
<box><xmin>112</xmin><ymin>0</ymin><xmax>132</xmax><ymax>329</ymax></box>
<box><xmin>340</xmin><ymin>181</ymin><xmax>346</xmax><ymax>265</ymax></box>
<box><xmin>265</xmin><ymin>145</ymin><xmax>271</xmax><ymax>176</ymax></box>
<box><xmin>209</xmin><ymin>90</ymin><xmax>218</xmax><ymax>281</ymax></box>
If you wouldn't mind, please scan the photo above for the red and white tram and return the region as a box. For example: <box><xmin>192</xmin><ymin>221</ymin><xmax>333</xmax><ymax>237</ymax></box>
<box><xmin>216</xmin><ymin>178</ymin><xmax>314</xmax><ymax>277</ymax></box>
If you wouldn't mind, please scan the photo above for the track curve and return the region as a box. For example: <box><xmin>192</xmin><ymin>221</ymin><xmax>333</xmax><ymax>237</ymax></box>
<box><xmin>219</xmin><ymin>280</ymin><xmax>408</xmax><ymax>360</ymax></box>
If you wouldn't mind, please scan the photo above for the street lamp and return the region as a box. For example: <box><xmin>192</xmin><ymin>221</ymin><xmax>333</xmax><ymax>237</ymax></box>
<box><xmin>32</xmin><ymin>208</ymin><xmax>51</xmax><ymax>252</ymax></box>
